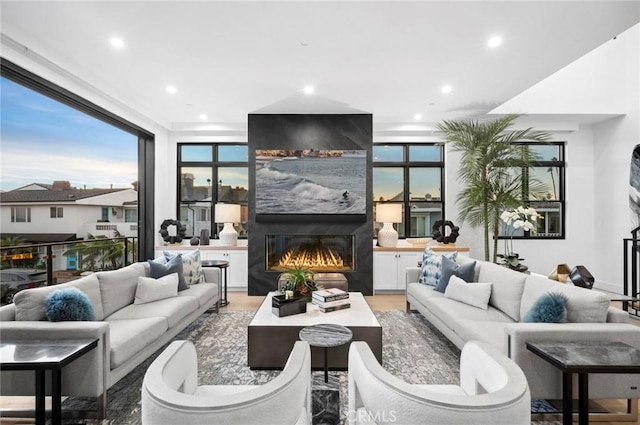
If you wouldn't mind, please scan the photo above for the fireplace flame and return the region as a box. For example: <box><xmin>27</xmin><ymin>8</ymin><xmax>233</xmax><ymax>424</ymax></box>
<box><xmin>277</xmin><ymin>248</ymin><xmax>347</xmax><ymax>271</ymax></box>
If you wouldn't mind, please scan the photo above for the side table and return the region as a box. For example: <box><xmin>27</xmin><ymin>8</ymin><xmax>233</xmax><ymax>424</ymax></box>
<box><xmin>0</xmin><ymin>338</ymin><xmax>99</xmax><ymax>425</ymax></box>
<box><xmin>527</xmin><ymin>341</ymin><xmax>640</xmax><ymax>425</ymax></box>
<box><xmin>299</xmin><ymin>324</ymin><xmax>353</xmax><ymax>425</ymax></box>
<box><xmin>201</xmin><ymin>259</ymin><xmax>229</xmax><ymax>307</ymax></box>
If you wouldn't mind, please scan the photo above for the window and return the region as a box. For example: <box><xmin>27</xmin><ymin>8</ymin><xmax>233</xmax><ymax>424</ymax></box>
<box><xmin>11</xmin><ymin>207</ymin><xmax>31</xmax><ymax>223</ymax></box>
<box><xmin>500</xmin><ymin>142</ymin><xmax>566</xmax><ymax>239</ymax></box>
<box><xmin>50</xmin><ymin>207</ymin><xmax>63</xmax><ymax>218</ymax></box>
<box><xmin>101</xmin><ymin>207</ymin><xmax>109</xmax><ymax>221</ymax></box>
<box><xmin>177</xmin><ymin>144</ymin><xmax>248</xmax><ymax>237</ymax></box>
<box><xmin>125</xmin><ymin>208</ymin><xmax>137</xmax><ymax>223</ymax></box>
<box><xmin>373</xmin><ymin>144</ymin><xmax>444</xmax><ymax>238</ymax></box>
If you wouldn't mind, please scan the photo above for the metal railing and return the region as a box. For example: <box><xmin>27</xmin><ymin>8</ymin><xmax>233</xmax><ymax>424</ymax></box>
<box><xmin>1</xmin><ymin>236</ymin><xmax>137</xmax><ymax>287</ymax></box>
<box><xmin>623</xmin><ymin>225</ymin><xmax>640</xmax><ymax>316</ymax></box>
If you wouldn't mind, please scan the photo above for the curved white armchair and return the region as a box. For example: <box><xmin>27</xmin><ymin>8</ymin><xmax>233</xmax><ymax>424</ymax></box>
<box><xmin>142</xmin><ymin>340</ymin><xmax>311</xmax><ymax>425</ymax></box>
<box><xmin>348</xmin><ymin>340</ymin><xmax>530</xmax><ymax>425</ymax></box>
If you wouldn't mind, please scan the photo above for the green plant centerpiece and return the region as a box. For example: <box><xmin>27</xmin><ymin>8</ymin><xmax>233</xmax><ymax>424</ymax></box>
<box><xmin>279</xmin><ymin>265</ymin><xmax>317</xmax><ymax>301</ymax></box>
<box><xmin>436</xmin><ymin>114</ymin><xmax>550</xmax><ymax>263</ymax></box>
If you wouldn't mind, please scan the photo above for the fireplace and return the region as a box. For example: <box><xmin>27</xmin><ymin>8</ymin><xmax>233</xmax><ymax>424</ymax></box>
<box><xmin>266</xmin><ymin>235</ymin><xmax>354</xmax><ymax>272</ymax></box>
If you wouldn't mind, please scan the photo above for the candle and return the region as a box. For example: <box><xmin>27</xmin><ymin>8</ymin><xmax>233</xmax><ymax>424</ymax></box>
<box><xmin>285</xmin><ymin>290</ymin><xmax>294</xmax><ymax>300</ymax></box>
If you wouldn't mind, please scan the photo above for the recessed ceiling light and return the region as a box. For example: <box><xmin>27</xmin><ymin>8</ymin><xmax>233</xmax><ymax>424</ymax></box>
<box><xmin>166</xmin><ymin>85</ymin><xmax>177</xmax><ymax>94</ymax></box>
<box><xmin>413</xmin><ymin>114</ymin><xmax>423</xmax><ymax>120</ymax></box>
<box><xmin>199</xmin><ymin>113</ymin><xmax>208</xmax><ymax>121</ymax></box>
<box><xmin>488</xmin><ymin>35</ymin><xmax>503</xmax><ymax>48</ymax></box>
<box><xmin>109</xmin><ymin>37</ymin><xmax>125</xmax><ymax>49</ymax></box>
<box><xmin>441</xmin><ymin>85</ymin><xmax>452</xmax><ymax>94</ymax></box>
<box><xmin>303</xmin><ymin>85</ymin><xmax>315</xmax><ymax>94</ymax></box>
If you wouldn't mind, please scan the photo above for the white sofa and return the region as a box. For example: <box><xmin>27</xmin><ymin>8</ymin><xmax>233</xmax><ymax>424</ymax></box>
<box><xmin>406</xmin><ymin>255</ymin><xmax>640</xmax><ymax>401</ymax></box>
<box><xmin>142</xmin><ymin>340</ymin><xmax>311</xmax><ymax>425</ymax></box>
<box><xmin>0</xmin><ymin>261</ymin><xmax>219</xmax><ymax>417</ymax></box>
<box><xmin>348</xmin><ymin>340</ymin><xmax>531</xmax><ymax>425</ymax></box>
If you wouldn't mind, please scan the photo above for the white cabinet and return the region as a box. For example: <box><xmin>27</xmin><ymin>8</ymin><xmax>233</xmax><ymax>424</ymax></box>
<box><xmin>201</xmin><ymin>250</ymin><xmax>248</xmax><ymax>289</ymax></box>
<box><xmin>373</xmin><ymin>250</ymin><xmax>422</xmax><ymax>292</ymax></box>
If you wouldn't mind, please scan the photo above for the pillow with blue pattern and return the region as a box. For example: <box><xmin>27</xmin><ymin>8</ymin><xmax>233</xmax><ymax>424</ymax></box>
<box><xmin>163</xmin><ymin>249</ymin><xmax>204</xmax><ymax>285</ymax></box>
<box><xmin>522</xmin><ymin>292</ymin><xmax>568</xmax><ymax>323</ymax></box>
<box><xmin>418</xmin><ymin>249</ymin><xmax>458</xmax><ymax>286</ymax></box>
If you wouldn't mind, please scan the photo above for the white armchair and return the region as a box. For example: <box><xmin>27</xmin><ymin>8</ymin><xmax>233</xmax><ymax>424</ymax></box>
<box><xmin>348</xmin><ymin>340</ymin><xmax>531</xmax><ymax>425</ymax></box>
<box><xmin>142</xmin><ymin>340</ymin><xmax>311</xmax><ymax>425</ymax></box>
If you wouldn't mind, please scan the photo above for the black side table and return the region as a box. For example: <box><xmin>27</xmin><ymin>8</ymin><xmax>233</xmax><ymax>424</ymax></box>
<box><xmin>0</xmin><ymin>338</ymin><xmax>99</xmax><ymax>425</ymax></box>
<box><xmin>201</xmin><ymin>259</ymin><xmax>230</xmax><ymax>307</ymax></box>
<box><xmin>527</xmin><ymin>341</ymin><xmax>640</xmax><ymax>425</ymax></box>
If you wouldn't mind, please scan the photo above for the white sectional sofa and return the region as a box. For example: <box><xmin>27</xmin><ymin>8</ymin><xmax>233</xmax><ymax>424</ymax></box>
<box><xmin>0</xmin><ymin>261</ymin><xmax>219</xmax><ymax>417</ymax></box>
<box><xmin>406</xmin><ymin>255</ymin><xmax>640</xmax><ymax>401</ymax></box>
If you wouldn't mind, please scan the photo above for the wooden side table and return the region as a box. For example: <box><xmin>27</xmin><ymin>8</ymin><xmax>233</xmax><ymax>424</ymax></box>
<box><xmin>0</xmin><ymin>338</ymin><xmax>99</xmax><ymax>425</ymax></box>
<box><xmin>526</xmin><ymin>341</ymin><xmax>640</xmax><ymax>425</ymax></box>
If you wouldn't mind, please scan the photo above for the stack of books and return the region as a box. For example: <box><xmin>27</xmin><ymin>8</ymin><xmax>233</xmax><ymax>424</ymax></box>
<box><xmin>312</xmin><ymin>288</ymin><xmax>350</xmax><ymax>313</ymax></box>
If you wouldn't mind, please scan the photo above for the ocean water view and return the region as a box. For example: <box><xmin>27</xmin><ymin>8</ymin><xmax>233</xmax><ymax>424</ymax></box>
<box><xmin>256</xmin><ymin>155</ymin><xmax>366</xmax><ymax>214</ymax></box>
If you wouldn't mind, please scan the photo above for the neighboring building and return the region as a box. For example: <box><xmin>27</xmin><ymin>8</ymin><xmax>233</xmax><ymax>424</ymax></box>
<box><xmin>0</xmin><ymin>180</ymin><xmax>138</xmax><ymax>243</ymax></box>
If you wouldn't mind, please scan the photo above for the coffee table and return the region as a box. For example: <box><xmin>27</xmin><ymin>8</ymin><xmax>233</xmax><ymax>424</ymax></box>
<box><xmin>0</xmin><ymin>338</ymin><xmax>99</xmax><ymax>425</ymax></box>
<box><xmin>248</xmin><ymin>292</ymin><xmax>382</xmax><ymax>369</ymax></box>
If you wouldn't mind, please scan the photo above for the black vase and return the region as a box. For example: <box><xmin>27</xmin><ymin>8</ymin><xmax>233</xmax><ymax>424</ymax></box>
<box><xmin>200</xmin><ymin>229</ymin><xmax>210</xmax><ymax>245</ymax></box>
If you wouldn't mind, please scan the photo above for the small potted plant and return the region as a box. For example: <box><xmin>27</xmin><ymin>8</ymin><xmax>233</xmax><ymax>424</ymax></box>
<box><xmin>497</xmin><ymin>206</ymin><xmax>540</xmax><ymax>273</ymax></box>
<box><xmin>279</xmin><ymin>265</ymin><xmax>317</xmax><ymax>301</ymax></box>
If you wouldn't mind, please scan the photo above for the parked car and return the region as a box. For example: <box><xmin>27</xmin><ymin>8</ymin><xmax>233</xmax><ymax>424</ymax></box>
<box><xmin>0</xmin><ymin>269</ymin><xmax>47</xmax><ymax>304</ymax></box>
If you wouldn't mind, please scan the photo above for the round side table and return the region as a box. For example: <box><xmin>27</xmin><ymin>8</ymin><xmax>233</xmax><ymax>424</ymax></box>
<box><xmin>201</xmin><ymin>259</ymin><xmax>230</xmax><ymax>307</ymax></box>
<box><xmin>299</xmin><ymin>324</ymin><xmax>353</xmax><ymax>383</ymax></box>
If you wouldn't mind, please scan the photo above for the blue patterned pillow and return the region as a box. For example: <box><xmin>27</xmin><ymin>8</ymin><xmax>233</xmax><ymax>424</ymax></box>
<box><xmin>435</xmin><ymin>257</ymin><xmax>476</xmax><ymax>293</ymax></box>
<box><xmin>45</xmin><ymin>287</ymin><xmax>95</xmax><ymax>321</ymax></box>
<box><xmin>418</xmin><ymin>249</ymin><xmax>458</xmax><ymax>286</ymax></box>
<box><xmin>522</xmin><ymin>292</ymin><xmax>568</xmax><ymax>323</ymax></box>
<box><xmin>163</xmin><ymin>250</ymin><xmax>204</xmax><ymax>285</ymax></box>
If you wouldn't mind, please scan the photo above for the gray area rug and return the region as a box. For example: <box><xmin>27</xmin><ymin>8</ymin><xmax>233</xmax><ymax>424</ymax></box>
<box><xmin>64</xmin><ymin>310</ymin><xmax>561</xmax><ymax>425</ymax></box>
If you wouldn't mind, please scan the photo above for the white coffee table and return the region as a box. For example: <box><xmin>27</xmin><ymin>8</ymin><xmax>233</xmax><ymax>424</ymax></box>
<box><xmin>248</xmin><ymin>292</ymin><xmax>382</xmax><ymax>369</ymax></box>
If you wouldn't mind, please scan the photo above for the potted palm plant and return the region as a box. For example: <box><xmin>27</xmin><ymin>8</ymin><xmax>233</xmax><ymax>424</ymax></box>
<box><xmin>436</xmin><ymin>114</ymin><xmax>550</xmax><ymax>262</ymax></box>
<box><xmin>278</xmin><ymin>265</ymin><xmax>317</xmax><ymax>301</ymax></box>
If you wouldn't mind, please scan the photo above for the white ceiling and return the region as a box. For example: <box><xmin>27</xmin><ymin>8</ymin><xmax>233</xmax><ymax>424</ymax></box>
<box><xmin>1</xmin><ymin>1</ymin><xmax>639</xmax><ymax>129</ymax></box>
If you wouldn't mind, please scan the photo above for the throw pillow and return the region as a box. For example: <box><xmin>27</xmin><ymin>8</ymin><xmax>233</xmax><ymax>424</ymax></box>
<box><xmin>522</xmin><ymin>292</ymin><xmax>568</xmax><ymax>323</ymax></box>
<box><xmin>134</xmin><ymin>274</ymin><xmax>179</xmax><ymax>304</ymax></box>
<box><xmin>418</xmin><ymin>249</ymin><xmax>458</xmax><ymax>286</ymax></box>
<box><xmin>435</xmin><ymin>257</ymin><xmax>476</xmax><ymax>293</ymax></box>
<box><xmin>149</xmin><ymin>255</ymin><xmax>189</xmax><ymax>291</ymax></box>
<box><xmin>444</xmin><ymin>275</ymin><xmax>492</xmax><ymax>310</ymax></box>
<box><xmin>163</xmin><ymin>250</ymin><xmax>204</xmax><ymax>285</ymax></box>
<box><xmin>45</xmin><ymin>287</ymin><xmax>96</xmax><ymax>322</ymax></box>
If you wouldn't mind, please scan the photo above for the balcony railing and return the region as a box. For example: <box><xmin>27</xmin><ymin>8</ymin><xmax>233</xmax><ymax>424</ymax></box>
<box><xmin>1</xmin><ymin>236</ymin><xmax>137</xmax><ymax>305</ymax></box>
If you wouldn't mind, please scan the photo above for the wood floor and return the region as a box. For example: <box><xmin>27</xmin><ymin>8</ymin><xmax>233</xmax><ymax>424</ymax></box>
<box><xmin>2</xmin><ymin>293</ymin><xmax>638</xmax><ymax>425</ymax></box>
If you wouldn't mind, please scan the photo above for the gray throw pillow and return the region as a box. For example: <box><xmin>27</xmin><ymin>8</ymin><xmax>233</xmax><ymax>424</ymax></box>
<box><xmin>148</xmin><ymin>255</ymin><xmax>189</xmax><ymax>291</ymax></box>
<box><xmin>435</xmin><ymin>257</ymin><xmax>476</xmax><ymax>293</ymax></box>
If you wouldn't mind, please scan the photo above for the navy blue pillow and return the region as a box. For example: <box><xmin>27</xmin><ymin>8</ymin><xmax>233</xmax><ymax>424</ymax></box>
<box><xmin>522</xmin><ymin>292</ymin><xmax>568</xmax><ymax>323</ymax></box>
<box><xmin>148</xmin><ymin>255</ymin><xmax>189</xmax><ymax>291</ymax></box>
<box><xmin>435</xmin><ymin>257</ymin><xmax>476</xmax><ymax>293</ymax></box>
<box><xmin>45</xmin><ymin>287</ymin><xmax>95</xmax><ymax>321</ymax></box>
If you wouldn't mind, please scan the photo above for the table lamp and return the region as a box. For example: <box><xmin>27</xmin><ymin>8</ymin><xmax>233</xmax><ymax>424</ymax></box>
<box><xmin>376</xmin><ymin>203</ymin><xmax>402</xmax><ymax>247</ymax></box>
<box><xmin>215</xmin><ymin>203</ymin><xmax>241</xmax><ymax>246</ymax></box>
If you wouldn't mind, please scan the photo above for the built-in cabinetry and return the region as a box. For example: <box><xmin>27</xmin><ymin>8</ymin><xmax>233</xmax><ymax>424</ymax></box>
<box><xmin>373</xmin><ymin>244</ymin><xmax>470</xmax><ymax>293</ymax></box>
<box><xmin>155</xmin><ymin>243</ymin><xmax>248</xmax><ymax>289</ymax></box>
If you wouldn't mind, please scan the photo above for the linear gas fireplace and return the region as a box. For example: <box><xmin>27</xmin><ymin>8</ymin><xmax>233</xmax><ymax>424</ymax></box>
<box><xmin>266</xmin><ymin>235</ymin><xmax>354</xmax><ymax>272</ymax></box>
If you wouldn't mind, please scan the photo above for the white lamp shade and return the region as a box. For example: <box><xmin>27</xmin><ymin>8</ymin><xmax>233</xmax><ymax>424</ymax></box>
<box><xmin>215</xmin><ymin>203</ymin><xmax>241</xmax><ymax>223</ymax></box>
<box><xmin>375</xmin><ymin>203</ymin><xmax>402</xmax><ymax>223</ymax></box>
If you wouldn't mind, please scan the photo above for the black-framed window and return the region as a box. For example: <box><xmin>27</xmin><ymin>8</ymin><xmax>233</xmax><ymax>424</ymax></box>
<box><xmin>1</xmin><ymin>59</ymin><xmax>154</xmax><ymax>260</ymax></box>
<box><xmin>50</xmin><ymin>207</ymin><xmax>63</xmax><ymax>218</ymax></box>
<box><xmin>372</xmin><ymin>144</ymin><xmax>444</xmax><ymax>238</ymax></box>
<box><xmin>177</xmin><ymin>144</ymin><xmax>248</xmax><ymax>238</ymax></box>
<box><xmin>499</xmin><ymin>142</ymin><xmax>566</xmax><ymax>239</ymax></box>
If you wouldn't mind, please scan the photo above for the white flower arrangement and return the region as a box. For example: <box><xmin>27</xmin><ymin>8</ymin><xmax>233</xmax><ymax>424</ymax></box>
<box><xmin>498</xmin><ymin>206</ymin><xmax>540</xmax><ymax>271</ymax></box>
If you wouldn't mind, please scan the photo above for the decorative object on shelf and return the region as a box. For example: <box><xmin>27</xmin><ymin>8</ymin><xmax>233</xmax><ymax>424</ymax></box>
<box><xmin>437</xmin><ymin>114</ymin><xmax>550</xmax><ymax>262</ymax></box>
<box><xmin>278</xmin><ymin>265</ymin><xmax>317</xmax><ymax>301</ymax></box>
<box><xmin>548</xmin><ymin>263</ymin><xmax>571</xmax><ymax>283</ymax></box>
<box><xmin>159</xmin><ymin>219</ymin><xmax>187</xmax><ymax>244</ymax></box>
<box><xmin>271</xmin><ymin>293</ymin><xmax>307</xmax><ymax>317</ymax></box>
<box><xmin>406</xmin><ymin>237</ymin><xmax>433</xmax><ymax>248</ymax></box>
<box><xmin>497</xmin><ymin>206</ymin><xmax>541</xmax><ymax>273</ymax></box>
<box><xmin>376</xmin><ymin>203</ymin><xmax>402</xmax><ymax>247</ymax></box>
<box><xmin>432</xmin><ymin>220</ymin><xmax>459</xmax><ymax>244</ymax></box>
<box><xmin>189</xmin><ymin>237</ymin><xmax>200</xmax><ymax>246</ymax></box>
<box><xmin>200</xmin><ymin>229</ymin><xmax>210</xmax><ymax>246</ymax></box>
<box><xmin>569</xmin><ymin>265</ymin><xmax>595</xmax><ymax>289</ymax></box>
<box><xmin>215</xmin><ymin>203</ymin><xmax>241</xmax><ymax>246</ymax></box>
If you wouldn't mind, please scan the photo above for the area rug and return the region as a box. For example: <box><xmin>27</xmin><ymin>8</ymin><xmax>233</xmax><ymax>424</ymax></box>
<box><xmin>65</xmin><ymin>310</ymin><xmax>561</xmax><ymax>425</ymax></box>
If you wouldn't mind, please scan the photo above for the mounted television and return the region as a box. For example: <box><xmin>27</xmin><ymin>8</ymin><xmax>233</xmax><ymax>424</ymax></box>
<box><xmin>255</xmin><ymin>149</ymin><xmax>367</xmax><ymax>222</ymax></box>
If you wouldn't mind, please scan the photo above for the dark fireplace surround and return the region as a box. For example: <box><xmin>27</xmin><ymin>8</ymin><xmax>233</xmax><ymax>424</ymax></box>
<box><xmin>248</xmin><ymin>114</ymin><xmax>373</xmax><ymax>295</ymax></box>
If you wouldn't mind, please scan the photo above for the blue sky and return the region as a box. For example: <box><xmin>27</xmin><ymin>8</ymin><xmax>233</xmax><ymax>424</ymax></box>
<box><xmin>0</xmin><ymin>77</ymin><xmax>137</xmax><ymax>192</ymax></box>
